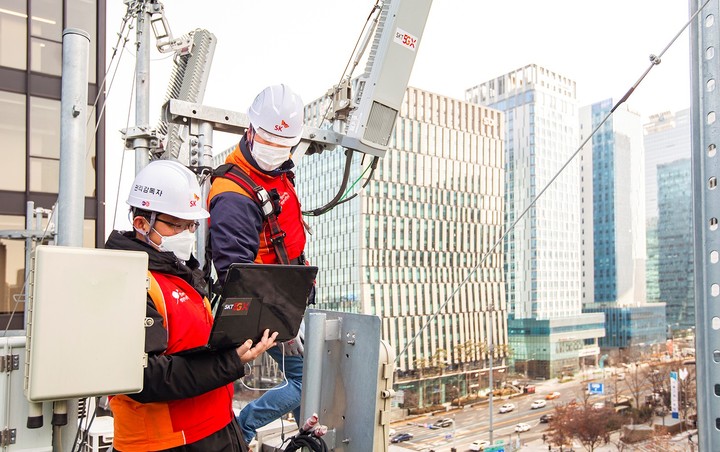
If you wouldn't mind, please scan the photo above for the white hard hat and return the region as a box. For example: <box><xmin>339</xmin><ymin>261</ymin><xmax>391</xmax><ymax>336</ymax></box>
<box><xmin>127</xmin><ymin>160</ymin><xmax>209</xmax><ymax>220</ymax></box>
<box><xmin>247</xmin><ymin>84</ymin><xmax>304</xmax><ymax>146</ymax></box>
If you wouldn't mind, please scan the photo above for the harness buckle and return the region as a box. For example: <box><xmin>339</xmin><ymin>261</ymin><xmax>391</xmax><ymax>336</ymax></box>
<box><xmin>270</xmin><ymin>231</ymin><xmax>287</xmax><ymax>243</ymax></box>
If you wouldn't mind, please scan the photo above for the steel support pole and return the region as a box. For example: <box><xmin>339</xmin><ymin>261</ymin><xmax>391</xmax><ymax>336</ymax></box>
<box><xmin>195</xmin><ymin>121</ymin><xmax>213</xmax><ymax>268</ymax></box>
<box><xmin>488</xmin><ymin>303</ymin><xmax>494</xmax><ymax>444</ymax></box>
<box><xmin>134</xmin><ymin>1</ymin><xmax>151</xmax><ymax>172</ymax></box>
<box><xmin>57</xmin><ymin>29</ymin><xmax>89</xmax><ymax>248</ymax></box>
<box><xmin>301</xmin><ymin>312</ymin><xmax>327</xmax><ymax>422</ymax></box>
<box><xmin>691</xmin><ymin>0</ymin><xmax>720</xmax><ymax>449</ymax></box>
<box><xmin>56</xmin><ymin>27</ymin><xmax>90</xmax><ymax>451</ymax></box>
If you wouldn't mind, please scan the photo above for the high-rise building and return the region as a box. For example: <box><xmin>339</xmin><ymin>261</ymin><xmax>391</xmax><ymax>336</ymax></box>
<box><xmin>657</xmin><ymin>158</ymin><xmax>694</xmax><ymax>330</ymax></box>
<box><xmin>579</xmin><ymin>99</ymin><xmax>646</xmax><ymax>305</ymax></box>
<box><xmin>643</xmin><ymin>109</ymin><xmax>691</xmax><ymax>302</ymax></box>
<box><xmin>0</xmin><ymin>1</ymin><xmax>106</xmax><ymax>328</ymax></box>
<box><xmin>295</xmin><ymin>87</ymin><xmax>507</xmax><ymax>408</ymax></box>
<box><xmin>466</xmin><ymin>64</ymin><xmax>604</xmax><ymax>379</ymax></box>
<box><xmin>578</xmin><ymin>99</ymin><xmax>665</xmax><ymax>349</ymax></box>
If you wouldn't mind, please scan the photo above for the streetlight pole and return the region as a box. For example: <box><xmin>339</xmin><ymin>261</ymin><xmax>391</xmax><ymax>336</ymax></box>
<box><xmin>488</xmin><ymin>302</ymin><xmax>495</xmax><ymax>444</ymax></box>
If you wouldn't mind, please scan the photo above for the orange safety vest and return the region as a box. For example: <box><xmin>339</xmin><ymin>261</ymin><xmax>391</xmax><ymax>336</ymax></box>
<box><xmin>110</xmin><ymin>271</ymin><xmax>234</xmax><ymax>451</ymax></box>
<box><xmin>208</xmin><ymin>145</ymin><xmax>306</xmax><ymax>264</ymax></box>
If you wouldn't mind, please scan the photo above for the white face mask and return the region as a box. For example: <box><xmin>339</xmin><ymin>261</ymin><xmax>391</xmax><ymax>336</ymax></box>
<box><xmin>153</xmin><ymin>228</ymin><xmax>196</xmax><ymax>261</ymax></box>
<box><xmin>251</xmin><ymin>141</ymin><xmax>291</xmax><ymax>172</ymax></box>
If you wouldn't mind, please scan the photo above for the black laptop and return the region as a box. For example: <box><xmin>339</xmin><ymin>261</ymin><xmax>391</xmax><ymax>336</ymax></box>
<box><xmin>175</xmin><ymin>263</ymin><xmax>318</xmax><ymax>355</ymax></box>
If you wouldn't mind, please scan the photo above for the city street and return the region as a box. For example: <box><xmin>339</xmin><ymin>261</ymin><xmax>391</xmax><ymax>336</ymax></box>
<box><xmin>388</xmin><ymin>366</ymin><xmax>679</xmax><ymax>452</ymax></box>
<box><xmin>390</xmin><ymin>378</ymin><xmax>588</xmax><ymax>451</ymax></box>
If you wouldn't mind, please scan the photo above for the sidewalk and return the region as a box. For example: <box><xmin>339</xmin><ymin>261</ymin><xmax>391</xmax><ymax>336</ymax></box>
<box><xmin>520</xmin><ymin>428</ymin><xmax>697</xmax><ymax>451</ymax></box>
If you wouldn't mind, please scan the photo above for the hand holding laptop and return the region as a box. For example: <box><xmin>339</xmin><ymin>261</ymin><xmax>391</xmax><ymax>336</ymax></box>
<box><xmin>236</xmin><ymin>328</ymin><xmax>278</xmax><ymax>364</ymax></box>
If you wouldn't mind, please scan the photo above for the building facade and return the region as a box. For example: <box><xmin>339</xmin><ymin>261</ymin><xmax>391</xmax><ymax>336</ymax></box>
<box><xmin>579</xmin><ymin>100</ymin><xmax>646</xmax><ymax>306</ymax></box>
<box><xmin>466</xmin><ymin>64</ymin><xmax>604</xmax><ymax>379</ymax></box>
<box><xmin>577</xmin><ymin>100</ymin><xmax>660</xmax><ymax>348</ymax></box>
<box><xmin>0</xmin><ymin>0</ymin><xmax>106</xmax><ymax>328</ymax></box>
<box><xmin>643</xmin><ymin>109</ymin><xmax>691</xmax><ymax>303</ymax></box>
<box><xmin>295</xmin><ymin>87</ymin><xmax>507</xmax><ymax>409</ymax></box>
<box><xmin>657</xmin><ymin>158</ymin><xmax>694</xmax><ymax>330</ymax></box>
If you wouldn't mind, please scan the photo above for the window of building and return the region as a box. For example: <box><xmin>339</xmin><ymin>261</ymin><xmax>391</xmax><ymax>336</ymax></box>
<box><xmin>0</xmin><ymin>91</ymin><xmax>26</xmax><ymax>190</ymax></box>
<box><xmin>30</xmin><ymin>96</ymin><xmax>60</xmax><ymax>158</ymax></box>
<box><xmin>29</xmin><ymin>0</ymin><xmax>62</xmax><ymax>76</ymax></box>
<box><xmin>30</xmin><ymin>0</ymin><xmax>61</xmax><ymax>39</ymax></box>
<box><xmin>0</xmin><ymin>0</ymin><xmax>27</xmax><ymax>69</ymax></box>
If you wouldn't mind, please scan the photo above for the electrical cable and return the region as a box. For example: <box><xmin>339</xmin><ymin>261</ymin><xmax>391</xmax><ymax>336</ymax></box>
<box><xmin>237</xmin><ymin>342</ymin><xmax>289</xmax><ymax>393</ymax></box>
<box><xmin>78</xmin><ymin>400</ymin><xmax>98</xmax><ymax>452</ymax></box>
<box><xmin>84</xmin><ymin>2</ymin><xmax>137</xmax><ymax>162</ymax></box>
<box><xmin>68</xmin><ymin>397</ymin><xmax>100</xmax><ymax>452</ymax></box>
<box><xmin>282</xmin><ymin>431</ymin><xmax>329</xmax><ymax>452</ymax></box>
<box><xmin>318</xmin><ymin>1</ymin><xmax>382</xmax><ymax>130</ymax></box>
<box><xmin>332</xmin><ymin>155</ymin><xmax>379</xmax><ymax>207</ymax></box>
<box><xmin>303</xmin><ymin>149</ymin><xmax>356</xmax><ymax>216</ymax></box>
<box><xmin>302</xmin><ymin>2</ymin><xmax>382</xmax><ymax>217</ymax></box>
<box><xmin>396</xmin><ymin>0</ymin><xmax>711</xmax><ymax>363</ymax></box>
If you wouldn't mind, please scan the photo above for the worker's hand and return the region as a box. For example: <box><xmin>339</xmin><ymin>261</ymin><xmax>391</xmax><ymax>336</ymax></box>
<box><xmin>281</xmin><ymin>336</ymin><xmax>304</xmax><ymax>357</ymax></box>
<box><xmin>236</xmin><ymin>329</ymin><xmax>278</xmax><ymax>364</ymax></box>
<box><xmin>281</xmin><ymin>319</ymin><xmax>305</xmax><ymax>356</ymax></box>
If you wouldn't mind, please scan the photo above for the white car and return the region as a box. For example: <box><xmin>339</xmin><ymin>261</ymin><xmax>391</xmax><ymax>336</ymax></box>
<box><xmin>530</xmin><ymin>399</ymin><xmax>547</xmax><ymax>409</ymax></box>
<box><xmin>514</xmin><ymin>422</ymin><xmax>531</xmax><ymax>432</ymax></box>
<box><xmin>592</xmin><ymin>402</ymin><xmax>606</xmax><ymax>410</ymax></box>
<box><xmin>499</xmin><ymin>403</ymin><xmax>516</xmax><ymax>413</ymax></box>
<box><xmin>469</xmin><ymin>439</ymin><xmax>491</xmax><ymax>451</ymax></box>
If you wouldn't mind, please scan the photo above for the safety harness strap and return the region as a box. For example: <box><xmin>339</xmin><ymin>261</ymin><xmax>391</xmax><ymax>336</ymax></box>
<box><xmin>213</xmin><ymin>163</ymin><xmax>291</xmax><ymax>265</ymax></box>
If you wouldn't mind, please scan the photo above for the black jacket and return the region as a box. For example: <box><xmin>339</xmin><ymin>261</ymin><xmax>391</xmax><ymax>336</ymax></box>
<box><xmin>105</xmin><ymin>231</ymin><xmax>245</xmax><ymax>402</ymax></box>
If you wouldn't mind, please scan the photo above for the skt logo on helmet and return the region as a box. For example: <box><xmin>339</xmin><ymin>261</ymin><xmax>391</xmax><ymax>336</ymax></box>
<box><xmin>274</xmin><ymin>120</ymin><xmax>290</xmax><ymax>132</ymax></box>
<box><xmin>190</xmin><ymin>200</ymin><xmax>197</xmax><ymax>207</ymax></box>
<box><xmin>142</xmin><ymin>201</ymin><xmax>150</xmax><ymax>207</ymax></box>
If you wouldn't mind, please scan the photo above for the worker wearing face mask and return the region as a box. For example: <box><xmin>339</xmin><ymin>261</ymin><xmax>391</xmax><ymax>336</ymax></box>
<box><xmin>105</xmin><ymin>159</ymin><xmax>278</xmax><ymax>451</ymax></box>
<box><xmin>208</xmin><ymin>84</ymin><xmax>312</xmax><ymax>445</ymax></box>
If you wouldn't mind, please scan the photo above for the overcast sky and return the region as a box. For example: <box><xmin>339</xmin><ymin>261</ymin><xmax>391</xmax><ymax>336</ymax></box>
<box><xmin>103</xmin><ymin>0</ymin><xmax>695</xmax><ymax>233</ymax></box>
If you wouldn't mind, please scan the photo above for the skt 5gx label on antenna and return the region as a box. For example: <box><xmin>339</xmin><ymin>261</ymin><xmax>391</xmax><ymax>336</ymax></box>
<box><xmin>394</xmin><ymin>27</ymin><xmax>417</xmax><ymax>51</ymax></box>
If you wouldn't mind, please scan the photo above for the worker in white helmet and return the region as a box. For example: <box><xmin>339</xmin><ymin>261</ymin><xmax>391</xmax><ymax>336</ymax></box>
<box><xmin>105</xmin><ymin>159</ymin><xmax>277</xmax><ymax>452</ymax></box>
<box><xmin>208</xmin><ymin>84</ymin><xmax>312</xmax><ymax>444</ymax></box>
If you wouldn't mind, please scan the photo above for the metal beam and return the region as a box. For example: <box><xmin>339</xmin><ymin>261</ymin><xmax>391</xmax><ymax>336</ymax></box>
<box><xmin>162</xmin><ymin>99</ymin><xmax>345</xmax><ymax>155</ymax></box>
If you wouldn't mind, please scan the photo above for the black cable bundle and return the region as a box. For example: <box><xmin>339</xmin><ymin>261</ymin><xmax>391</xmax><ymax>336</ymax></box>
<box><xmin>282</xmin><ymin>431</ymin><xmax>329</xmax><ymax>452</ymax></box>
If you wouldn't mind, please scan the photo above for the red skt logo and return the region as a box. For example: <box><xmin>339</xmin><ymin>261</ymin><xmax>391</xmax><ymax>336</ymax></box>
<box><xmin>225</xmin><ymin>302</ymin><xmax>250</xmax><ymax>312</ymax></box>
<box><xmin>401</xmin><ymin>33</ymin><xmax>416</xmax><ymax>48</ymax></box>
<box><xmin>274</xmin><ymin>120</ymin><xmax>290</xmax><ymax>132</ymax></box>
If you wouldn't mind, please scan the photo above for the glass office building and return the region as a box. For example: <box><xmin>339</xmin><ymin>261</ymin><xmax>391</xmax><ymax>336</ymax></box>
<box><xmin>295</xmin><ymin>87</ymin><xmax>507</xmax><ymax>408</ymax></box>
<box><xmin>578</xmin><ymin>100</ymin><xmax>661</xmax><ymax>349</ymax></box>
<box><xmin>643</xmin><ymin>109</ymin><xmax>691</xmax><ymax>303</ymax></box>
<box><xmin>466</xmin><ymin>64</ymin><xmax>604</xmax><ymax>379</ymax></box>
<box><xmin>579</xmin><ymin>100</ymin><xmax>646</xmax><ymax>306</ymax></box>
<box><xmin>0</xmin><ymin>0</ymin><xmax>106</xmax><ymax>328</ymax></box>
<box><xmin>657</xmin><ymin>158</ymin><xmax>694</xmax><ymax>330</ymax></box>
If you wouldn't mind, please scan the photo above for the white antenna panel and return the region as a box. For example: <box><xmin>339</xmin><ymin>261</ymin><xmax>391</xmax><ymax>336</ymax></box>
<box><xmin>342</xmin><ymin>0</ymin><xmax>433</xmax><ymax>157</ymax></box>
<box><xmin>25</xmin><ymin>246</ymin><xmax>148</xmax><ymax>402</ymax></box>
